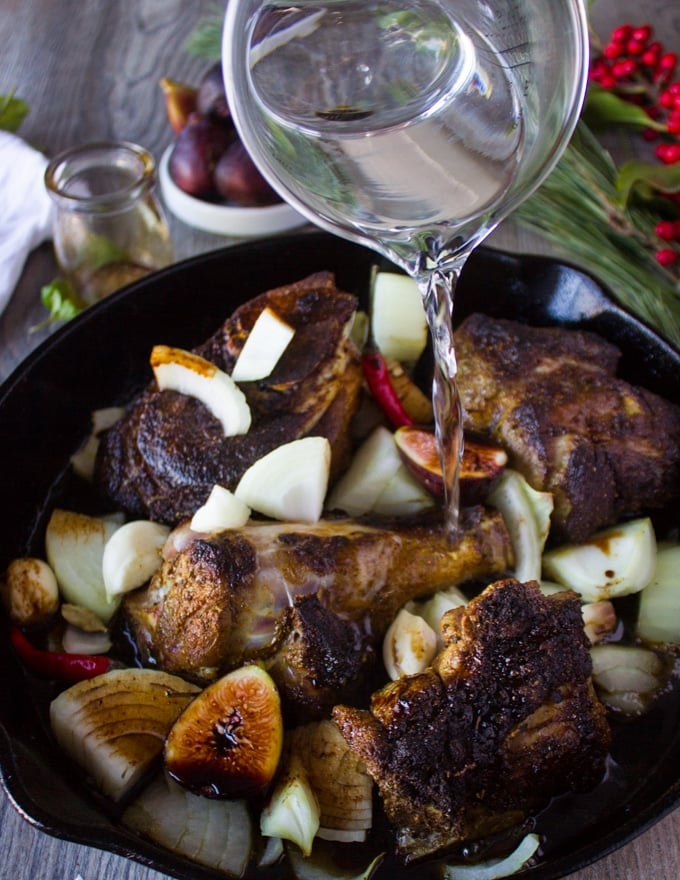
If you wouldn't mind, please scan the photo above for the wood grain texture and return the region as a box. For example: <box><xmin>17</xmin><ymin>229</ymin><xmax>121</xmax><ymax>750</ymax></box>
<box><xmin>1</xmin><ymin>2</ymin><xmax>680</xmax><ymax>879</ymax></box>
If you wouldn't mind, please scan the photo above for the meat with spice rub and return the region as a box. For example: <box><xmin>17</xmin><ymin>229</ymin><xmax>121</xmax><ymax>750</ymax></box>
<box><xmin>123</xmin><ymin>507</ymin><xmax>514</xmax><ymax>718</ymax></box>
<box><xmin>333</xmin><ymin>579</ymin><xmax>611</xmax><ymax>863</ymax></box>
<box><xmin>454</xmin><ymin>313</ymin><xmax>680</xmax><ymax>542</ymax></box>
<box><xmin>95</xmin><ymin>272</ymin><xmax>363</xmax><ymax>525</ymax></box>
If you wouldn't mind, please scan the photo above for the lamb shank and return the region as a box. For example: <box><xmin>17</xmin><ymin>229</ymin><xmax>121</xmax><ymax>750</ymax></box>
<box><xmin>123</xmin><ymin>506</ymin><xmax>514</xmax><ymax>717</ymax></box>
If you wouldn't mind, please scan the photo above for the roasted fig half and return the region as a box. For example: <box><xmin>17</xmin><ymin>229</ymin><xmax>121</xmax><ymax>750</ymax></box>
<box><xmin>394</xmin><ymin>426</ymin><xmax>508</xmax><ymax>505</ymax></box>
<box><xmin>164</xmin><ymin>665</ymin><xmax>284</xmax><ymax>799</ymax></box>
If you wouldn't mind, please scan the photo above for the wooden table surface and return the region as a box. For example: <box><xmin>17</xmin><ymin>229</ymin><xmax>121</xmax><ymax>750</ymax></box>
<box><xmin>1</xmin><ymin>1</ymin><xmax>679</xmax><ymax>878</ymax></box>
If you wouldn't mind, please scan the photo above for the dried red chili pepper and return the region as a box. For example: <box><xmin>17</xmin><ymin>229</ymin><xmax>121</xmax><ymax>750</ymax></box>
<box><xmin>361</xmin><ymin>350</ymin><xmax>415</xmax><ymax>429</ymax></box>
<box><xmin>10</xmin><ymin>625</ymin><xmax>111</xmax><ymax>683</ymax></box>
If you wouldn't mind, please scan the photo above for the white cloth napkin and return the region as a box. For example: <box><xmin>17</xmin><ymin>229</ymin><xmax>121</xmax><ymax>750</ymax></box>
<box><xmin>0</xmin><ymin>131</ymin><xmax>55</xmax><ymax>316</ymax></box>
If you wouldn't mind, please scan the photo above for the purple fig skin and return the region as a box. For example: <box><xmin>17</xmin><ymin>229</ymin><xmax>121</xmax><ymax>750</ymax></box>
<box><xmin>196</xmin><ymin>63</ymin><xmax>231</xmax><ymax>122</ymax></box>
<box><xmin>214</xmin><ymin>141</ymin><xmax>281</xmax><ymax>207</ymax></box>
<box><xmin>168</xmin><ymin>116</ymin><xmax>235</xmax><ymax>198</ymax></box>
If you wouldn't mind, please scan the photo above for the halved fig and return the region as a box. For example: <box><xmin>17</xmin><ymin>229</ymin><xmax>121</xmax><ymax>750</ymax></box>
<box><xmin>159</xmin><ymin>77</ymin><xmax>198</xmax><ymax>135</ymax></box>
<box><xmin>394</xmin><ymin>427</ymin><xmax>508</xmax><ymax>504</ymax></box>
<box><xmin>164</xmin><ymin>664</ymin><xmax>283</xmax><ymax>799</ymax></box>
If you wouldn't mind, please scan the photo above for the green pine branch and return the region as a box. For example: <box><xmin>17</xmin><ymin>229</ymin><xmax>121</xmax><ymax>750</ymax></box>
<box><xmin>515</xmin><ymin>123</ymin><xmax>680</xmax><ymax>346</ymax></box>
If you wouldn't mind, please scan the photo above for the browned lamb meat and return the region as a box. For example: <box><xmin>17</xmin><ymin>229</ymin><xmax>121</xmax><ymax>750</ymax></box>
<box><xmin>123</xmin><ymin>506</ymin><xmax>513</xmax><ymax>715</ymax></box>
<box><xmin>454</xmin><ymin>314</ymin><xmax>680</xmax><ymax>541</ymax></box>
<box><xmin>333</xmin><ymin>579</ymin><xmax>611</xmax><ymax>863</ymax></box>
<box><xmin>94</xmin><ymin>272</ymin><xmax>363</xmax><ymax>525</ymax></box>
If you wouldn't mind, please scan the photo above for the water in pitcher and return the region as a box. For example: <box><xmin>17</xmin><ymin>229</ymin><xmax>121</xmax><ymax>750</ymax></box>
<box><xmin>247</xmin><ymin>0</ymin><xmax>525</xmax><ymax>267</ymax></box>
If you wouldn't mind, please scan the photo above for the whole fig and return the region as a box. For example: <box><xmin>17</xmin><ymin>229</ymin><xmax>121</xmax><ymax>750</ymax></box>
<box><xmin>196</xmin><ymin>63</ymin><xmax>230</xmax><ymax>122</ymax></box>
<box><xmin>214</xmin><ymin>141</ymin><xmax>281</xmax><ymax>207</ymax></box>
<box><xmin>168</xmin><ymin>116</ymin><xmax>235</xmax><ymax>198</ymax></box>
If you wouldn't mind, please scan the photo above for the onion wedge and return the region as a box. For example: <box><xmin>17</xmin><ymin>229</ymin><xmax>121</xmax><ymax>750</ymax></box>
<box><xmin>151</xmin><ymin>344</ymin><xmax>251</xmax><ymax>436</ymax></box>
<box><xmin>289</xmin><ymin>720</ymin><xmax>373</xmax><ymax>843</ymax></box>
<box><xmin>49</xmin><ymin>668</ymin><xmax>199</xmax><ymax>801</ymax></box>
<box><xmin>441</xmin><ymin>833</ymin><xmax>540</xmax><ymax>879</ymax></box>
<box><xmin>542</xmin><ymin>517</ymin><xmax>656</xmax><ymax>602</ymax></box>
<box><xmin>123</xmin><ymin>771</ymin><xmax>252</xmax><ymax>875</ymax></box>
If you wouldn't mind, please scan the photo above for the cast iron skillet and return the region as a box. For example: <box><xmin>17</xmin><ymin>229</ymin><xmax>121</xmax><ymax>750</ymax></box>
<box><xmin>1</xmin><ymin>231</ymin><xmax>679</xmax><ymax>880</ymax></box>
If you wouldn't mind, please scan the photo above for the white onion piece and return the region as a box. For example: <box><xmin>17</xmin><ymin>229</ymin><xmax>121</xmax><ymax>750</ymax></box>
<box><xmin>442</xmin><ymin>833</ymin><xmax>540</xmax><ymax>879</ymax></box>
<box><xmin>123</xmin><ymin>772</ymin><xmax>252</xmax><ymax>874</ymax></box>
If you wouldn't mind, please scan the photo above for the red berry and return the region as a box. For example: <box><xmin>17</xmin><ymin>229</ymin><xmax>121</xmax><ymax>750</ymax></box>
<box><xmin>613</xmin><ymin>59</ymin><xmax>637</xmax><ymax>79</ymax></box>
<box><xmin>611</xmin><ymin>25</ymin><xmax>632</xmax><ymax>43</ymax></box>
<box><xmin>659</xmin><ymin>52</ymin><xmax>678</xmax><ymax>72</ymax></box>
<box><xmin>668</xmin><ymin>119</ymin><xmax>680</xmax><ymax>136</ymax></box>
<box><xmin>656</xmin><ymin>143</ymin><xmax>680</xmax><ymax>164</ymax></box>
<box><xmin>641</xmin><ymin>49</ymin><xmax>659</xmax><ymax>67</ymax></box>
<box><xmin>642</xmin><ymin>128</ymin><xmax>659</xmax><ymax>142</ymax></box>
<box><xmin>627</xmin><ymin>39</ymin><xmax>645</xmax><ymax>56</ymax></box>
<box><xmin>603</xmin><ymin>41</ymin><xmax>625</xmax><ymax>60</ymax></box>
<box><xmin>589</xmin><ymin>60</ymin><xmax>610</xmax><ymax>84</ymax></box>
<box><xmin>631</xmin><ymin>25</ymin><xmax>653</xmax><ymax>43</ymax></box>
<box><xmin>656</xmin><ymin>248</ymin><xmax>678</xmax><ymax>267</ymax></box>
<box><xmin>660</xmin><ymin>90</ymin><xmax>676</xmax><ymax>109</ymax></box>
<box><xmin>599</xmin><ymin>73</ymin><xmax>618</xmax><ymax>90</ymax></box>
<box><xmin>670</xmin><ymin>82</ymin><xmax>680</xmax><ymax>96</ymax></box>
<box><xmin>674</xmin><ymin>220</ymin><xmax>680</xmax><ymax>237</ymax></box>
<box><xmin>655</xmin><ymin>220</ymin><xmax>677</xmax><ymax>241</ymax></box>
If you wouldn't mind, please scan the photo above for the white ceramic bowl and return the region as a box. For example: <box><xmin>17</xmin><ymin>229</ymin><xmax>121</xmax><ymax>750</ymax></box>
<box><xmin>158</xmin><ymin>146</ymin><xmax>308</xmax><ymax>238</ymax></box>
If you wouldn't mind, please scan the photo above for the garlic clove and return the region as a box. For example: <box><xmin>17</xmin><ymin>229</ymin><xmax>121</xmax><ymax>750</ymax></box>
<box><xmin>102</xmin><ymin>520</ymin><xmax>170</xmax><ymax>600</ymax></box>
<box><xmin>383</xmin><ymin>606</ymin><xmax>438</xmax><ymax>680</ymax></box>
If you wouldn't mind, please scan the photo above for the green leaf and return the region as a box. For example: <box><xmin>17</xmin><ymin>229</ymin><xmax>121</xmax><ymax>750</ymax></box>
<box><xmin>583</xmin><ymin>85</ymin><xmax>664</xmax><ymax>131</ymax></box>
<box><xmin>616</xmin><ymin>160</ymin><xmax>680</xmax><ymax>205</ymax></box>
<box><xmin>0</xmin><ymin>91</ymin><xmax>29</xmax><ymax>132</ymax></box>
<box><xmin>33</xmin><ymin>278</ymin><xmax>85</xmax><ymax>330</ymax></box>
<box><xmin>185</xmin><ymin>10</ymin><xmax>223</xmax><ymax>60</ymax></box>
<box><xmin>80</xmin><ymin>233</ymin><xmax>127</xmax><ymax>270</ymax></box>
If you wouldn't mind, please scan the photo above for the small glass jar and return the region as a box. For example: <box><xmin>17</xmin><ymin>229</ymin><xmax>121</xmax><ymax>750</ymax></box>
<box><xmin>45</xmin><ymin>141</ymin><xmax>173</xmax><ymax>305</ymax></box>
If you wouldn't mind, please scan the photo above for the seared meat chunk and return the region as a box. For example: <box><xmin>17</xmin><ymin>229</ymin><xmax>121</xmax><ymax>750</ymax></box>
<box><xmin>267</xmin><ymin>594</ymin><xmax>376</xmax><ymax>722</ymax></box>
<box><xmin>123</xmin><ymin>507</ymin><xmax>513</xmax><ymax>714</ymax></box>
<box><xmin>454</xmin><ymin>314</ymin><xmax>680</xmax><ymax>541</ymax></box>
<box><xmin>333</xmin><ymin>579</ymin><xmax>610</xmax><ymax>862</ymax></box>
<box><xmin>95</xmin><ymin>272</ymin><xmax>362</xmax><ymax>525</ymax></box>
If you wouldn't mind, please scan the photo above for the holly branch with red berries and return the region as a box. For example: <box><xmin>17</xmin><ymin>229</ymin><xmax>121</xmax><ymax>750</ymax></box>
<box><xmin>515</xmin><ymin>19</ymin><xmax>680</xmax><ymax>345</ymax></box>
